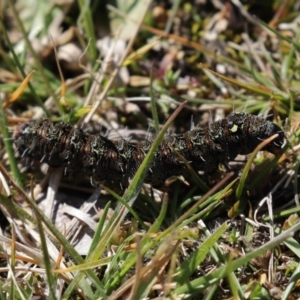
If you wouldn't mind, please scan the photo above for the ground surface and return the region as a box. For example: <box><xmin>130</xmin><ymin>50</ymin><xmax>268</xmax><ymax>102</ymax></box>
<box><xmin>1</xmin><ymin>1</ymin><xmax>300</xmax><ymax>299</ymax></box>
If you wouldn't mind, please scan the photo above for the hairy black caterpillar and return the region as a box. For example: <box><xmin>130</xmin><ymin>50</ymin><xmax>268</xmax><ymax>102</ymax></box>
<box><xmin>14</xmin><ymin>113</ymin><xmax>285</xmax><ymax>187</ymax></box>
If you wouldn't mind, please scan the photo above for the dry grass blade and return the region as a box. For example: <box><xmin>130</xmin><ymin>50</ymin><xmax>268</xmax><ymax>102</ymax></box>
<box><xmin>3</xmin><ymin>71</ymin><xmax>35</xmax><ymax>109</ymax></box>
<box><xmin>108</xmin><ymin>235</ymin><xmax>181</xmax><ymax>300</ymax></box>
<box><xmin>83</xmin><ymin>0</ymin><xmax>152</xmax><ymax>124</ymax></box>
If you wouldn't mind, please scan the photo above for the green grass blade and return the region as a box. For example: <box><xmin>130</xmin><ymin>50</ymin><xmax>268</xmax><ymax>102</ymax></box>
<box><xmin>175</xmin><ymin>222</ymin><xmax>228</xmax><ymax>285</ymax></box>
<box><xmin>150</xmin><ymin>69</ymin><xmax>160</xmax><ymax>133</ymax></box>
<box><xmin>104</xmin><ymin>187</ymin><xmax>148</xmax><ymax>230</ymax></box>
<box><xmin>77</xmin><ymin>0</ymin><xmax>97</xmax><ymax>62</ymax></box>
<box><xmin>282</xmin><ymin>262</ymin><xmax>300</xmax><ymax>300</ymax></box>
<box><xmin>2</xmin><ymin>186</ymin><xmax>106</xmax><ymax>299</ymax></box>
<box><xmin>236</xmin><ymin>134</ymin><xmax>282</xmax><ymax>200</ymax></box>
<box><xmin>0</xmin><ymin>104</ymin><xmax>22</xmax><ymax>186</ymax></box>
<box><xmin>7</xmin><ymin>1</ymin><xmax>62</xmax><ymax>115</ymax></box>
<box><xmin>87</xmin><ymin>201</ymin><xmax>111</xmax><ymax>257</ymax></box>
<box><xmin>35</xmin><ymin>214</ymin><xmax>57</xmax><ymax>300</ymax></box>
<box><xmin>0</xmin><ymin>16</ymin><xmax>49</xmax><ymax>117</ymax></box>
<box><xmin>174</xmin><ymin>221</ymin><xmax>300</xmax><ymax>298</ymax></box>
<box><xmin>257</xmin><ymin>18</ymin><xmax>300</xmax><ymax>52</ymax></box>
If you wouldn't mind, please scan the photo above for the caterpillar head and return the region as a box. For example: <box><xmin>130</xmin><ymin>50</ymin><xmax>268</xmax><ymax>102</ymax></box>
<box><xmin>263</xmin><ymin>123</ymin><xmax>286</xmax><ymax>155</ymax></box>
